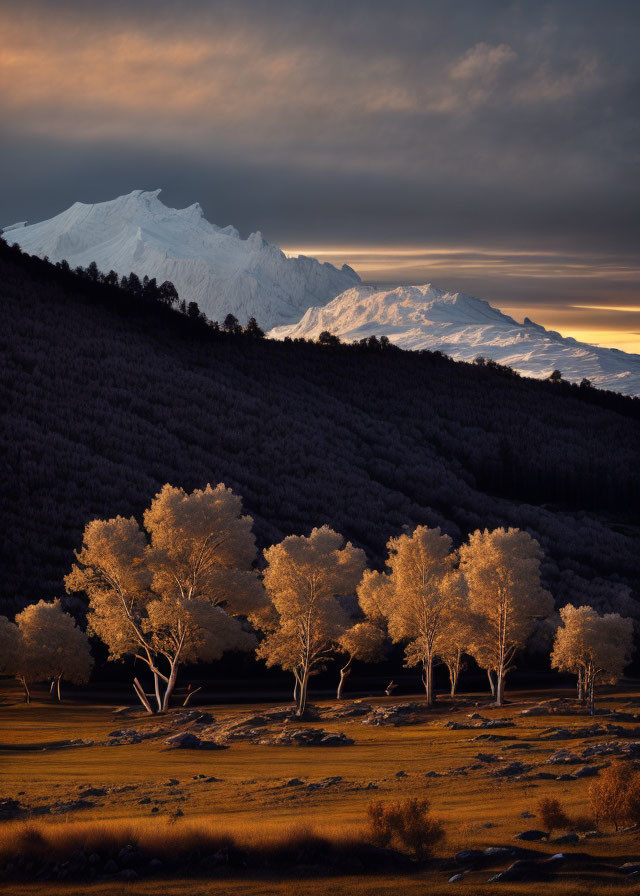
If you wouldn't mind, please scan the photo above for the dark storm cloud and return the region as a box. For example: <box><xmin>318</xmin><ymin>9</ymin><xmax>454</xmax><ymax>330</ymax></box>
<box><xmin>1</xmin><ymin>0</ymin><xmax>639</xmax><ymax>344</ymax></box>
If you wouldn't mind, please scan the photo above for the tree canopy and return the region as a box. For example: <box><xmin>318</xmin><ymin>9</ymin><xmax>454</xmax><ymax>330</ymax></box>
<box><xmin>258</xmin><ymin>525</ymin><xmax>366</xmax><ymax>716</ymax></box>
<box><xmin>66</xmin><ymin>483</ymin><xmax>265</xmax><ymax>713</ymax></box>
<box><xmin>459</xmin><ymin>527</ymin><xmax>554</xmax><ymax>705</ymax></box>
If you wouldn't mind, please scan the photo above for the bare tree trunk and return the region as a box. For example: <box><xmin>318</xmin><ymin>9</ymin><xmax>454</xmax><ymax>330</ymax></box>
<box><xmin>487</xmin><ymin>669</ymin><xmax>496</xmax><ymax>697</ymax></box>
<box><xmin>422</xmin><ymin>655</ymin><xmax>434</xmax><ymax>706</ymax></box>
<box><xmin>495</xmin><ymin>668</ymin><xmax>504</xmax><ymax>707</ymax></box>
<box><xmin>293</xmin><ymin>672</ymin><xmax>299</xmax><ymax>705</ymax></box>
<box><xmin>448</xmin><ymin>663</ymin><xmax>458</xmax><ymax>697</ymax></box>
<box><xmin>20</xmin><ymin>677</ymin><xmax>31</xmax><ymax>704</ymax></box>
<box><xmin>589</xmin><ymin>681</ymin><xmax>595</xmax><ymax>716</ymax></box>
<box><xmin>297</xmin><ymin>668</ymin><xmax>310</xmax><ymax>718</ymax></box>
<box><xmin>56</xmin><ymin>675</ymin><xmax>62</xmax><ymax>702</ymax></box>
<box><xmin>153</xmin><ymin>670</ymin><xmax>163</xmax><ymax>713</ymax></box>
<box><xmin>337</xmin><ymin>658</ymin><xmax>352</xmax><ymax>701</ymax></box>
<box><xmin>577</xmin><ymin>668</ymin><xmax>584</xmax><ymax>701</ymax></box>
<box><xmin>49</xmin><ymin>679</ymin><xmax>56</xmax><ymax>696</ymax></box>
<box><xmin>133</xmin><ymin>677</ymin><xmax>154</xmax><ymax>714</ymax></box>
<box><xmin>161</xmin><ymin>662</ymin><xmax>179</xmax><ymax>713</ymax></box>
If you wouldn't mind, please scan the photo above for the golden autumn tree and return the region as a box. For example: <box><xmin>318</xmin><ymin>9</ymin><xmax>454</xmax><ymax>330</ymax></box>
<box><xmin>66</xmin><ymin>483</ymin><xmax>266</xmax><ymax>713</ymax></box>
<box><xmin>435</xmin><ymin>610</ymin><xmax>474</xmax><ymax>697</ymax></box>
<box><xmin>14</xmin><ymin>600</ymin><xmax>93</xmax><ymax>701</ymax></box>
<box><xmin>357</xmin><ymin>569</ymin><xmax>393</xmax><ymax>628</ymax></box>
<box><xmin>0</xmin><ymin>616</ymin><xmax>23</xmax><ymax>698</ymax></box>
<box><xmin>459</xmin><ymin>527</ymin><xmax>553</xmax><ymax>706</ymax></box>
<box><xmin>336</xmin><ymin>621</ymin><xmax>385</xmax><ymax>700</ymax></box>
<box><xmin>358</xmin><ymin>527</ymin><xmax>464</xmax><ymax>705</ymax></box>
<box><xmin>551</xmin><ymin>604</ymin><xmax>633</xmax><ymax>715</ymax></box>
<box><xmin>257</xmin><ymin>526</ymin><xmax>366</xmax><ymax>717</ymax></box>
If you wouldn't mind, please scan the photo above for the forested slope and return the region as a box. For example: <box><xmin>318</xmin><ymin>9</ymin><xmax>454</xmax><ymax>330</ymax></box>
<box><xmin>1</xmin><ymin>241</ymin><xmax>639</xmax><ymax>619</ymax></box>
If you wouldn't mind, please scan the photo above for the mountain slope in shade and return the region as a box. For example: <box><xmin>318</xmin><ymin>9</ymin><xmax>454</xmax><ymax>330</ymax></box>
<box><xmin>269</xmin><ymin>284</ymin><xmax>640</xmax><ymax>395</ymax></box>
<box><xmin>2</xmin><ymin>190</ymin><xmax>360</xmax><ymax>329</ymax></box>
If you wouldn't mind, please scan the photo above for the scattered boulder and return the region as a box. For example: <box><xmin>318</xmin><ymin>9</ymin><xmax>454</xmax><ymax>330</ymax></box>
<box><xmin>0</xmin><ymin>798</ymin><xmax>21</xmax><ymax>819</ymax></box>
<box><xmin>515</xmin><ymin>830</ymin><xmax>547</xmax><ymax>841</ymax></box>
<box><xmin>573</xmin><ymin>764</ymin><xmax>604</xmax><ymax>778</ymax></box>
<box><xmin>542</xmin><ymin>723</ymin><xmax>637</xmax><ymax>742</ymax></box>
<box><xmin>49</xmin><ymin>799</ymin><xmax>94</xmax><ymax>814</ymax></box>
<box><xmin>547</xmin><ymin>749</ymin><xmax>582</xmax><ymax>765</ymax></box>
<box><xmin>169</xmin><ymin>709</ymin><xmax>215</xmax><ymax>727</ymax></box>
<box><xmin>620</xmin><ymin>862</ymin><xmax>640</xmax><ymax>875</ymax></box>
<box><xmin>552</xmin><ymin>833</ymin><xmax>580</xmax><ymax>845</ymax></box>
<box><xmin>321</xmin><ymin>702</ymin><xmax>372</xmax><ymax>720</ymax></box>
<box><xmin>484</xmin><ymin>847</ymin><xmax>515</xmax><ymax>858</ymax></box>
<box><xmin>488</xmin><ymin>859</ymin><xmax>546</xmax><ymax>882</ymax></box>
<box><xmin>446</xmin><ymin>716</ymin><xmax>515</xmax><ymax>731</ymax></box>
<box><xmin>118</xmin><ymin>844</ymin><xmax>137</xmax><ymax>866</ymax></box>
<box><xmin>258</xmin><ymin>728</ymin><xmax>353</xmax><ymax>747</ymax></box>
<box><xmin>306</xmin><ymin>776</ymin><xmax>343</xmax><ymax>790</ymax></box>
<box><xmin>476</xmin><ymin>752</ymin><xmax>501</xmax><ymax>763</ymax></box>
<box><xmin>165</xmin><ymin>732</ymin><xmax>227</xmax><ymax>750</ymax></box>
<box><xmin>491</xmin><ymin>762</ymin><xmax>532</xmax><ymax>778</ymax></box>
<box><xmin>454</xmin><ymin>849</ymin><xmax>483</xmax><ymax>864</ymax></box>
<box><xmin>362</xmin><ymin>703</ymin><xmax>430</xmax><ymax>726</ymax></box>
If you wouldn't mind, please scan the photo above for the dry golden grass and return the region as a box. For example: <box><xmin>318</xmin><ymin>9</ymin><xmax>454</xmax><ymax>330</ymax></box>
<box><xmin>2</xmin><ymin>682</ymin><xmax>640</xmax><ymax>894</ymax></box>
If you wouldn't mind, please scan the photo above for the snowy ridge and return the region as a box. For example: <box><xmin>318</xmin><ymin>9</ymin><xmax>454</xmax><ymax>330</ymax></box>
<box><xmin>3</xmin><ymin>190</ymin><xmax>360</xmax><ymax>329</ymax></box>
<box><xmin>269</xmin><ymin>284</ymin><xmax>640</xmax><ymax>395</ymax></box>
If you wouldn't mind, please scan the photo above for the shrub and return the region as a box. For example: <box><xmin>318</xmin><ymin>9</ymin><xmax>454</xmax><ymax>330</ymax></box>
<box><xmin>571</xmin><ymin>813</ymin><xmax>597</xmax><ymax>832</ymax></box>
<box><xmin>367</xmin><ymin>797</ymin><xmax>445</xmax><ymax>860</ymax></box>
<box><xmin>623</xmin><ymin>773</ymin><xmax>640</xmax><ymax>825</ymax></box>
<box><xmin>537</xmin><ymin>797</ymin><xmax>571</xmax><ymax>834</ymax></box>
<box><xmin>590</xmin><ymin>763</ymin><xmax>637</xmax><ymax>831</ymax></box>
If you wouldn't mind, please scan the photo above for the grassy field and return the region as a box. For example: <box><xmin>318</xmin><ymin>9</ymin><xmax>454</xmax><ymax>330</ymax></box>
<box><xmin>2</xmin><ymin>683</ymin><xmax>640</xmax><ymax>894</ymax></box>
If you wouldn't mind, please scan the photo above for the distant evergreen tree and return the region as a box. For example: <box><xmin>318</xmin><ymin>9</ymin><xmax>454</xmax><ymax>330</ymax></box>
<box><xmin>244</xmin><ymin>317</ymin><xmax>264</xmax><ymax>338</ymax></box>
<box><xmin>549</xmin><ymin>369</ymin><xmax>563</xmax><ymax>383</ymax></box>
<box><xmin>318</xmin><ymin>330</ymin><xmax>341</xmax><ymax>346</ymax></box>
<box><xmin>223</xmin><ymin>313</ymin><xmax>241</xmax><ymax>334</ymax></box>
<box><xmin>102</xmin><ymin>270</ymin><xmax>119</xmax><ymax>288</ymax></box>
<box><xmin>142</xmin><ymin>277</ymin><xmax>158</xmax><ymax>301</ymax></box>
<box><xmin>86</xmin><ymin>261</ymin><xmax>100</xmax><ymax>282</ymax></box>
<box><xmin>187</xmin><ymin>301</ymin><xmax>201</xmax><ymax>319</ymax></box>
<box><xmin>126</xmin><ymin>272</ymin><xmax>142</xmax><ymax>297</ymax></box>
<box><xmin>158</xmin><ymin>281</ymin><xmax>179</xmax><ymax>306</ymax></box>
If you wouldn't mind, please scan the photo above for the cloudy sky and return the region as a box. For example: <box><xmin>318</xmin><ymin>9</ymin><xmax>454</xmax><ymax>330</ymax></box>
<box><xmin>1</xmin><ymin>0</ymin><xmax>639</xmax><ymax>349</ymax></box>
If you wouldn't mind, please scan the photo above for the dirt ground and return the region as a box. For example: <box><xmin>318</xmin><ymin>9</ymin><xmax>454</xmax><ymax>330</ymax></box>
<box><xmin>2</xmin><ymin>683</ymin><xmax>640</xmax><ymax>894</ymax></box>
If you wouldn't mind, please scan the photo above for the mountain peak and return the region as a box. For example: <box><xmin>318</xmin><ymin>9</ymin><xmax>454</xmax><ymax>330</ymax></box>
<box><xmin>3</xmin><ymin>192</ymin><xmax>360</xmax><ymax>329</ymax></box>
<box><xmin>269</xmin><ymin>283</ymin><xmax>640</xmax><ymax>395</ymax></box>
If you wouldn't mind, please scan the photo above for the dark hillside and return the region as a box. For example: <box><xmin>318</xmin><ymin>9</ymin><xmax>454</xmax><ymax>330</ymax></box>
<box><xmin>1</xmin><ymin>241</ymin><xmax>639</xmax><ymax>618</ymax></box>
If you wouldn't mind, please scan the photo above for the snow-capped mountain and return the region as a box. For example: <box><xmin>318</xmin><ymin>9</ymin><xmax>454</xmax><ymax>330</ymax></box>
<box><xmin>269</xmin><ymin>284</ymin><xmax>640</xmax><ymax>395</ymax></box>
<box><xmin>2</xmin><ymin>190</ymin><xmax>360</xmax><ymax>329</ymax></box>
